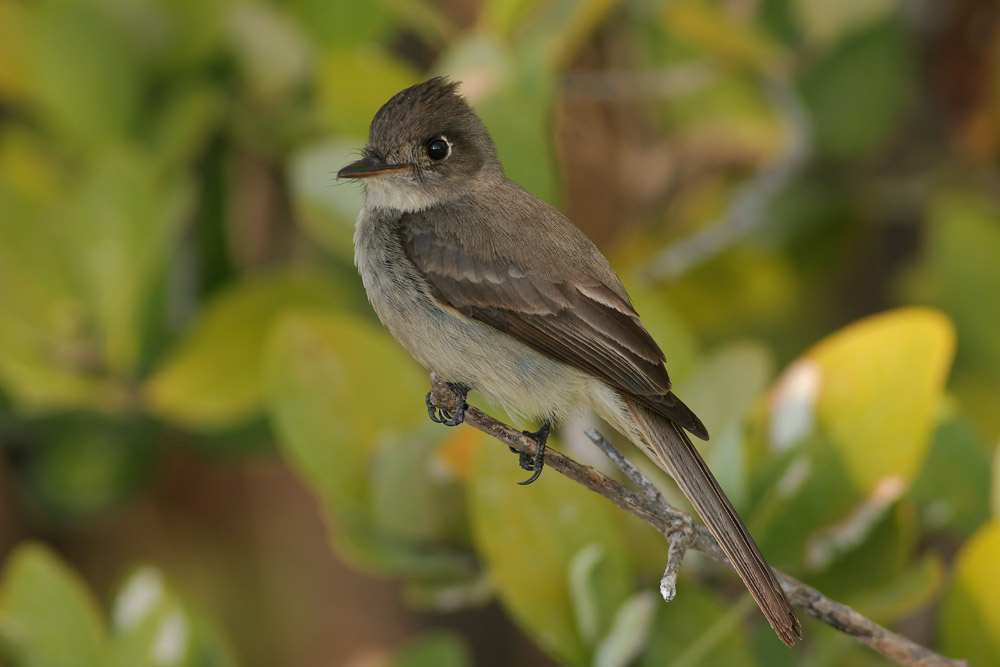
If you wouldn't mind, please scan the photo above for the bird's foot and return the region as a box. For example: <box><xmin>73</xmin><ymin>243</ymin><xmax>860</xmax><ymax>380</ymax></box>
<box><xmin>426</xmin><ymin>382</ymin><xmax>469</xmax><ymax>427</ymax></box>
<box><xmin>509</xmin><ymin>419</ymin><xmax>551</xmax><ymax>486</ymax></box>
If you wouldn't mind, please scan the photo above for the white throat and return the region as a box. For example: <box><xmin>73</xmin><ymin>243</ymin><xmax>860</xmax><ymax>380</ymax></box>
<box><xmin>362</xmin><ymin>176</ymin><xmax>439</xmax><ymax>214</ymax></box>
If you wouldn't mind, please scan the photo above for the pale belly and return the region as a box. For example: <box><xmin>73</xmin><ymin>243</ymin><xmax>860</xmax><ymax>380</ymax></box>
<box><xmin>369</xmin><ymin>270</ymin><xmax>595</xmax><ymax>422</ymax></box>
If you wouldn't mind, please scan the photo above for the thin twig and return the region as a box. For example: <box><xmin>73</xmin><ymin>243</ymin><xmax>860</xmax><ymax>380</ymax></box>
<box><xmin>584</xmin><ymin>428</ymin><xmax>661</xmax><ymax>501</ymax></box>
<box><xmin>429</xmin><ymin>375</ymin><xmax>967</xmax><ymax>667</ymax></box>
<box><xmin>660</xmin><ymin>530</ymin><xmax>692</xmax><ymax>603</ymax></box>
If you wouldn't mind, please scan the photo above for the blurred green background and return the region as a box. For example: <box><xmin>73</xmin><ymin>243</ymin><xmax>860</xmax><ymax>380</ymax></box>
<box><xmin>1</xmin><ymin>0</ymin><xmax>999</xmax><ymax>665</ymax></box>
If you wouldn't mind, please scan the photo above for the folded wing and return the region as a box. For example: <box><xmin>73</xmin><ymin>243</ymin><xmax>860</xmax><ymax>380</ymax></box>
<box><xmin>400</xmin><ymin>211</ymin><xmax>708</xmax><ymax>439</ymax></box>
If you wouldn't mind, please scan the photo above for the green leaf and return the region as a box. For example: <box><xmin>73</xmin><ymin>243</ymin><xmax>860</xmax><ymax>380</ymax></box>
<box><xmin>749</xmin><ymin>432</ymin><xmax>863</xmax><ymax>568</ymax></box>
<box><xmin>567</xmin><ymin>545</ymin><xmax>610</xmax><ymax>645</ymax></box>
<box><xmin>0</xmin><ymin>543</ymin><xmax>106</xmax><ymax>667</ymax></box>
<box><xmin>846</xmin><ymin>555</ymin><xmax>943</xmax><ymax>624</ymax></box>
<box><xmin>685</xmin><ymin>342</ymin><xmax>773</xmax><ymax>439</ymax></box>
<box><xmin>752</xmin><ymin>309</ymin><xmax>953</xmax><ymax>568</ymax></box>
<box><xmin>402</xmin><ymin>572</ymin><xmax>492</xmax><ymax>612</ymax></box>
<box><xmin>664</xmin><ymin>247</ymin><xmax>799</xmax><ymax>338</ymax></box>
<box><xmin>108</xmin><ymin>568</ymin><xmax>178</xmax><ymax>667</ymax></box>
<box><xmin>919</xmin><ymin>191</ymin><xmax>1000</xmax><ymax>377</ymax></box>
<box><xmin>941</xmin><ymin>520</ymin><xmax>1000</xmax><ymax>665</ymax></box>
<box><xmin>801</xmin><ymin>307</ymin><xmax>954</xmax><ymax>491</ymax></box>
<box><xmin>639</xmin><ymin>589</ymin><xmax>756</xmax><ymax>667</ymax></box>
<box><xmin>154</xmin><ymin>0</ymin><xmax>227</xmax><ymax>69</ymax></box>
<box><xmin>593</xmin><ymin>592</ymin><xmax>657</xmax><ymax>667</ymax></box>
<box><xmin>67</xmin><ymin>147</ymin><xmax>194</xmax><ymax>375</ymax></box>
<box><xmin>800</xmin><ymin>19</ymin><xmax>912</xmax><ymax>159</ymax></box>
<box><xmin>805</xmin><ymin>501</ymin><xmax>919</xmax><ymax>601</ymax></box>
<box><xmin>908</xmin><ymin>418</ymin><xmax>992</xmax><ymax>537</ymax></box>
<box><xmin>0</xmin><ymin>132</ymin><xmax>122</xmax><ymax>412</ymax></box>
<box><xmin>316</xmin><ymin>49</ymin><xmax>419</xmax><ymax>136</ymax></box>
<box><xmin>266</xmin><ymin>312</ymin><xmax>465</xmax><ymax>577</ymax></box>
<box><xmin>387</xmin><ymin>631</ymin><xmax>471</xmax><ymax>667</ymax></box>
<box><xmin>148</xmin><ymin>85</ymin><xmax>224</xmax><ymax>171</ymax></box>
<box><xmin>146</xmin><ymin>272</ymin><xmax>347</xmax><ymax>430</ymax></box>
<box><xmin>266</xmin><ymin>311</ymin><xmax>426</xmax><ymax>512</ymax></box>
<box><xmin>623</xmin><ymin>285</ymin><xmax>700</xmax><ymax>387</ymax></box>
<box><xmin>27</xmin><ymin>0</ymin><xmax>142</xmax><ymax>149</ymax></box>
<box><xmin>0</xmin><ymin>316</ymin><xmax>122</xmax><ymax>414</ymax></box>
<box><xmin>912</xmin><ymin>192</ymin><xmax>1000</xmax><ymax>437</ymax></box>
<box><xmin>285</xmin><ymin>0</ymin><xmax>391</xmax><ymax>49</ymax></box>
<box><xmin>370</xmin><ymin>427</ymin><xmax>469</xmax><ymax>547</ymax></box>
<box><xmin>468</xmin><ymin>439</ymin><xmax>633</xmax><ymax>664</ymax></box>
<box><xmin>465</xmin><ymin>58</ymin><xmax>561</xmax><ymax>206</ymax></box>
<box><xmin>108</xmin><ymin>567</ymin><xmax>238</xmax><ymax>667</ymax></box>
<box><xmin>378</xmin><ymin>0</ymin><xmax>456</xmax><ymax>49</ymax></box>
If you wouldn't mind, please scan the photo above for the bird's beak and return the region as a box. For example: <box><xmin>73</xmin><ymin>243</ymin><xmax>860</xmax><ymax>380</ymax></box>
<box><xmin>337</xmin><ymin>155</ymin><xmax>407</xmax><ymax>179</ymax></box>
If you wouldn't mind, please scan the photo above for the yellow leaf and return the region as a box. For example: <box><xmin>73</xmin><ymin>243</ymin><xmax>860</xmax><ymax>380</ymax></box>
<box><xmin>468</xmin><ymin>440</ymin><xmax>633</xmax><ymax>664</ymax></box>
<box><xmin>941</xmin><ymin>520</ymin><xmax>1000</xmax><ymax>664</ymax></box>
<box><xmin>145</xmin><ymin>272</ymin><xmax>347</xmax><ymax>429</ymax></box>
<box><xmin>805</xmin><ymin>307</ymin><xmax>955</xmax><ymax>490</ymax></box>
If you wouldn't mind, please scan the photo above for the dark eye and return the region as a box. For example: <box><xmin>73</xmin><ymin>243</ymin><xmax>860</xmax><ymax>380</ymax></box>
<box><xmin>426</xmin><ymin>138</ymin><xmax>449</xmax><ymax>161</ymax></box>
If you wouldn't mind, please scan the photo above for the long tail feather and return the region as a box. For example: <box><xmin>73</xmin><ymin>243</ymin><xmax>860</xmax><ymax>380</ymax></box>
<box><xmin>625</xmin><ymin>398</ymin><xmax>802</xmax><ymax>646</ymax></box>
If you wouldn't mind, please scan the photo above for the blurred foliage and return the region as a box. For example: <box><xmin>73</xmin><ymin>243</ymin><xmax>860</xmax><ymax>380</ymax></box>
<box><xmin>1</xmin><ymin>0</ymin><xmax>999</xmax><ymax>665</ymax></box>
<box><xmin>0</xmin><ymin>543</ymin><xmax>237</xmax><ymax>667</ymax></box>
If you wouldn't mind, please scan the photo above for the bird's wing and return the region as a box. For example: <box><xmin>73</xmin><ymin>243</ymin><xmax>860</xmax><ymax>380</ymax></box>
<box><xmin>399</xmin><ymin>206</ymin><xmax>708</xmax><ymax>438</ymax></box>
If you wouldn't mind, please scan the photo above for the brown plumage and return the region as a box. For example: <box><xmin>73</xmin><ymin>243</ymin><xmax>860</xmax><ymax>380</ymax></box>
<box><xmin>342</xmin><ymin>77</ymin><xmax>802</xmax><ymax>646</ymax></box>
<box><xmin>400</xmin><ymin>180</ymin><xmax>709</xmax><ymax>438</ymax></box>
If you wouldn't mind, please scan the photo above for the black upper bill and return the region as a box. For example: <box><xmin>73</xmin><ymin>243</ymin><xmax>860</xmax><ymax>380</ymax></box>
<box><xmin>337</xmin><ymin>155</ymin><xmax>406</xmax><ymax>179</ymax></box>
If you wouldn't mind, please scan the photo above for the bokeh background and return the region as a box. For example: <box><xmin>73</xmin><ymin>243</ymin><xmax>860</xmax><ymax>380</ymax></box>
<box><xmin>1</xmin><ymin>0</ymin><xmax>999</xmax><ymax>665</ymax></box>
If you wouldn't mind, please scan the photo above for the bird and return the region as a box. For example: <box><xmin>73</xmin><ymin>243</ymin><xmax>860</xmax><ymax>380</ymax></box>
<box><xmin>337</xmin><ymin>76</ymin><xmax>801</xmax><ymax>646</ymax></box>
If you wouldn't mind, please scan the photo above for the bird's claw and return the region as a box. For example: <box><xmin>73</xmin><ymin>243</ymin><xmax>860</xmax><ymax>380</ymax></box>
<box><xmin>425</xmin><ymin>383</ymin><xmax>469</xmax><ymax>427</ymax></box>
<box><xmin>513</xmin><ymin>420</ymin><xmax>551</xmax><ymax>485</ymax></box>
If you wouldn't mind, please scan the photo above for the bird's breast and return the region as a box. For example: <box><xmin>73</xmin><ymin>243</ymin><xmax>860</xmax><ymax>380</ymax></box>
<box><xmin>353</xmin><ymin>206</ymin><xmax>607</xmax><ymax>424</ymax></box>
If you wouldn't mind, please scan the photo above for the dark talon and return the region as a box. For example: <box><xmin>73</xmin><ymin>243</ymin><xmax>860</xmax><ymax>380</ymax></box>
<box><xmin>426</xmin><ymin>383</ymin><xmax>469</xmax><ymax>427</ymax></box>
<box><xmin>516</xmin><ymin>420</ymin><xmax>551</xmax><ymax>486</ymax></box>
<box><xmin>508</xmin><ymin>446</ymin><xmax>535</xmax><ymax>469</ymax></box>
<box><xmin>426</xmin><ymin>392</ymin><xmax>444</xmax><ymax>422</ymax></box>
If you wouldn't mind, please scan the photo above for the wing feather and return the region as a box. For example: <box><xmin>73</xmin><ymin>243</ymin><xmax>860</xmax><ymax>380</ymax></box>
<box><xmin>400</xmin><ymin>207</ymin><xmax>708</xmax><ymax>438</ymax></box>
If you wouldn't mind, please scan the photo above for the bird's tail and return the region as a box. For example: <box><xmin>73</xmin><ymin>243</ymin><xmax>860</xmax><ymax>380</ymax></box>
<box><xmin>624</xmin><ymin>398</ymin><xmax>802</xmax><ymax>646</ymax></box>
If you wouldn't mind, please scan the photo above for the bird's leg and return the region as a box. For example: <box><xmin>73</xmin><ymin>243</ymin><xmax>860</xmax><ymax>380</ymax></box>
<box><xmin>511</xmin><ymin>419</ymin><xmax>551</xmax><ymax>486</ymax></box>
<box><xmin>426</xmin><ymin>382</ymin><xmax>469</xmax><ymax>427</ymax></box>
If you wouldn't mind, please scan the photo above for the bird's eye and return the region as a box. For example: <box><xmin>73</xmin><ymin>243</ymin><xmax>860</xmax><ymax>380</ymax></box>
<box><xmin>426</xmin><ymin>138</ymin><xmax>450</xmax><ymax>161</ymax></box>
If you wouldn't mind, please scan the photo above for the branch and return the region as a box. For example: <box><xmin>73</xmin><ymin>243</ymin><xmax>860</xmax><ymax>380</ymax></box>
<box><xmin>429</xmin><ymin>375</ymin><xmax>967</xmax><ymax>667</ymax></box>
